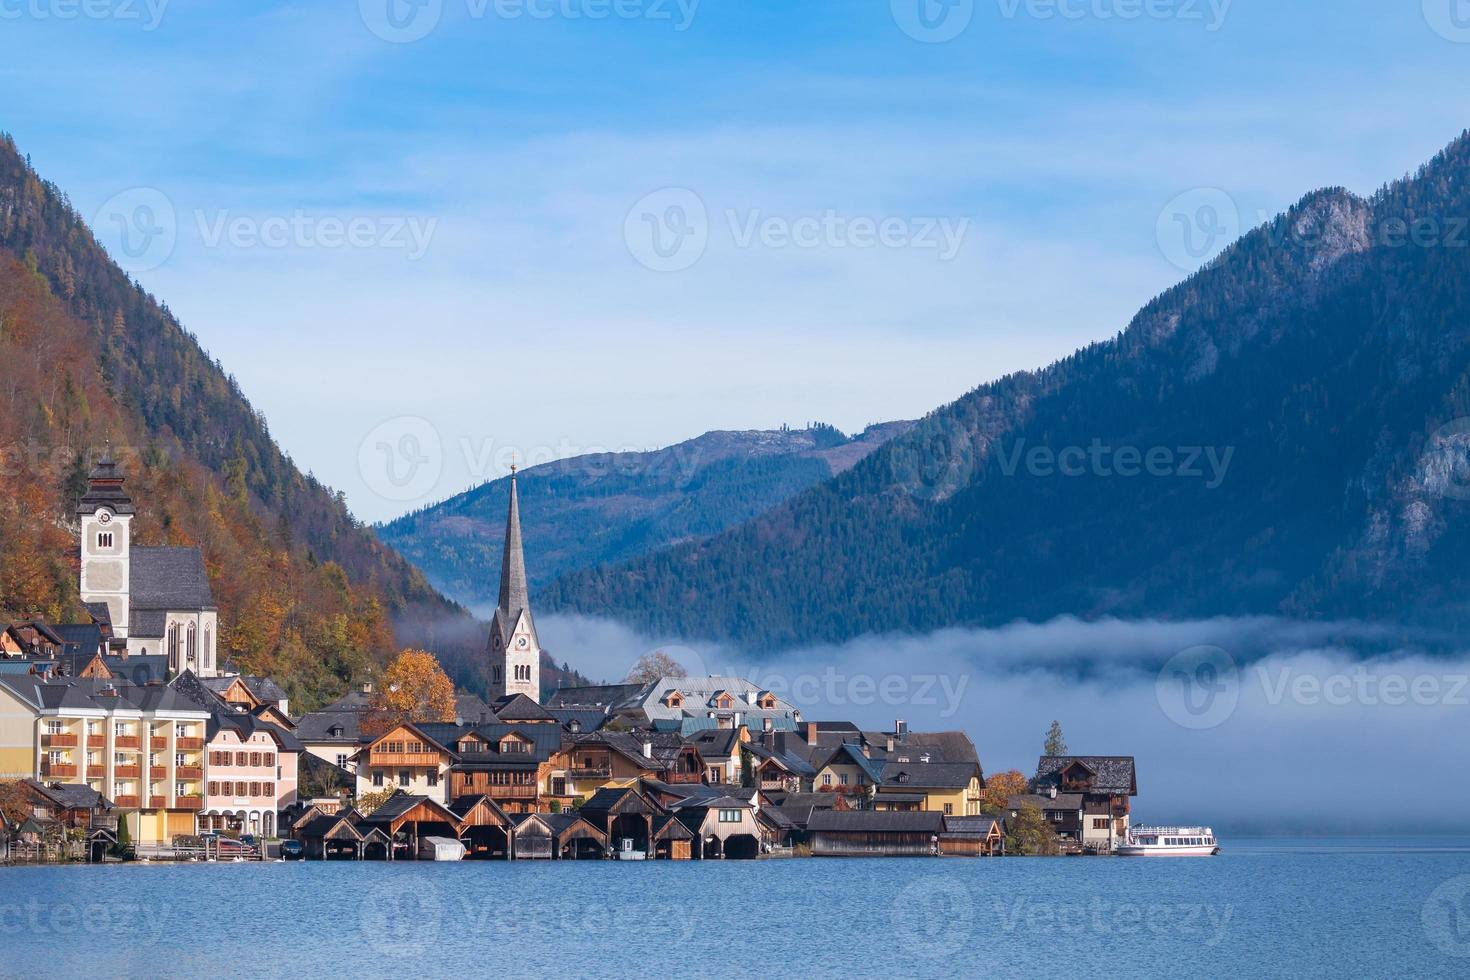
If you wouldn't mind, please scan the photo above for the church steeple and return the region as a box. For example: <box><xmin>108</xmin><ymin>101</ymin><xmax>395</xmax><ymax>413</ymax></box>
<box><xmin>497</xmin><ymin>466</ymin><xmax>529</xmax><ymax>622</ymax></box>
<box><xmin>487</xmin><ymin>465</ymin><xmax>540</xmax><ymax>703</ymax></box>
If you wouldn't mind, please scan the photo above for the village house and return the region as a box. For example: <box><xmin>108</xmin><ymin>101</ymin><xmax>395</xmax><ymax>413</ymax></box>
<box><xmin>1006</xmin><ymin>791</ymin><xmax>1085</xmax><ymax>847</ymax></box>
<box><xmin>350</xmin><ymin>723</ymin><xmax>455</xmax><ymax>803</ymax></box>
<box><xmin>1031</xmin><ymin>755</ymin><xmax>1137</xmax><ymax>851</ymax></box>
<box><xmin>171</xmin><ymin>671</ymin><xmax>302</xmax><ymax>837</ymax></box>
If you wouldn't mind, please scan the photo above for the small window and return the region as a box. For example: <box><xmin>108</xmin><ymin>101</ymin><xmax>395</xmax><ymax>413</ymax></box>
<box><xmin>335</xmin><ymin>754</ymin><xmax>348</xmax><ymax>769</ymax></box>
<box><xmin>427</xmin><ymin>771</ymin><xmax>439</xmax><ymax>787</ymax></box>
<box><xmin>943</xmin><ymin>803</ymin><xmax>954</xmax><ymax>815</ymax></box>
<box><xmin>718</xmin><ymin>809</ymin><xmax>741</xmax><ymax>823</ymax></box>
<box><xmin>373</xmin><ymin>771</ymin><xmax>384</xmax><ymax>787</ymax></box>
<box><xmin>822</xmin><ymin>773</ymin><xmax>832</xmax><ymax>786</ymax></box>
<box><xmin>398</xmin><ymin>770</ymin><xmax>410</xmax><ymax>787</ymax></box>
<box><xmin>97</xmin><ymin>532</ymin><xmax>114</xmax><ymax>549</ymax></box>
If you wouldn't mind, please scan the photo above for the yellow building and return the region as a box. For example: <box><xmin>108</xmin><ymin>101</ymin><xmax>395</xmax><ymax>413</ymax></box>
<box><xmin>0</xmin><ymin>675</ymin><xmax>210</xmax><ymax>843</ymax></box>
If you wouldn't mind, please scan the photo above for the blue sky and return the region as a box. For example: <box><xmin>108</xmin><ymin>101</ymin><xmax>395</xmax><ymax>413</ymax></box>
<box><xmin>4</xmin><ymin>0</ymin><xmax>1470</xmax><ymax>521</ymax></box>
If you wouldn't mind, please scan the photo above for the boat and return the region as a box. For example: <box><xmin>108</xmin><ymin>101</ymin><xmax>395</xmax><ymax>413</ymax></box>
<box><xmin>615</xmin><ymin>838</ymin><xmax>647</xmax><ymax>861</ymax></box>
<box><xmin>1116</xmin><ymin>826</ymin><xmax>1220</xmax><ymax>856</ymax></box>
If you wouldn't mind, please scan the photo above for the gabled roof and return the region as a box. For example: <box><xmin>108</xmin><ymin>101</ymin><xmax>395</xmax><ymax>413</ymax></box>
<box><xmin>1007</xmin><ymin>793</ymin><xmax>1084</xmax><ymax>814</ymax></box>
<box><xmin>491</xmin><ymin>693</ymin><xmax>554</xmax><ymax>722</ymax></box>
<box><xmin>22</xmin><ymin>780</ymin><xmax>114</xmax><ymax>811</ymax></box>
<box><xmin>816</xmin><ymin>742</ymin><xmax>884</xmax><ymax>783</ymax></box>
<box><xmin>1032</xmin><ymin>756</ymin><xmax>1138</xmax><ymax>795</ymax></box>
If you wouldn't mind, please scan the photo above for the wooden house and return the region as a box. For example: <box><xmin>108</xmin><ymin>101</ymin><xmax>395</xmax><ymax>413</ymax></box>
<box><xmin>940</xmin><ymin>815</ymin><xmax>1005</xmax><ymax>856</ymax></box>
<box><xmin>513</xmin><ymin>812</ymin><xmax>607</xmax><ymax>860</ymax></box>
<box><xmin>807</xmin><ymin>809</ymin><xmax>943</xmax><ymax>857</ymax></box>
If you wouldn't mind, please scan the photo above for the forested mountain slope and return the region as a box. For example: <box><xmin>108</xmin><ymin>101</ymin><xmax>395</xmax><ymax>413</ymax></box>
<box><xmin>544</xmin><ymin>131</ymin><xmax>1470</xmax><ymax>648</ymax></box>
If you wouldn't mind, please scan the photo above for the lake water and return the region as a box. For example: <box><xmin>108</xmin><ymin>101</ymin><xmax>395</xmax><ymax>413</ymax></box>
<box><xmin>3</xmin><ymin>837</ymin><xmax>1469</xmax><ymax>978</ymax></box>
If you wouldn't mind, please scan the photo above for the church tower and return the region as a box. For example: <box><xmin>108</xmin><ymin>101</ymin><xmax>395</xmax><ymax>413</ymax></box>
<box><xmin>487</xmin><ymin>467</ymin><xmax>540</xmax><ymax>703</ymax></box>
<box><xmin>78</xmin><ymin>454</ymin><xmax>134</xmax><ymax>638</ymax></box>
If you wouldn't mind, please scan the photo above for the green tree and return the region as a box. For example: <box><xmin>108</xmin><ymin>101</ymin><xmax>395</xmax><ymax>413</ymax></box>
<box><xmin>1005</xmin><ymin>802</ymin><xmax>1060</xmax><ymax>856</ymax></box>
<box><xmin>1043</xmin><ymin>720</ymin><xmax>1067</xmax><ymax>757</ymax></box>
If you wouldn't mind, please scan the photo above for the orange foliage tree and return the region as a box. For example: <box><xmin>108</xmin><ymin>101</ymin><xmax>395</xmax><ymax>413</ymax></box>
<box><xmin>361</xmin><ymin>648</ymin><xmax>457</xmax><ymax>738</ymax></box>
<box><xmin>979</xmin><ymin>768</ymin><xmax>1030</xmax><ymax>814</ymax></box>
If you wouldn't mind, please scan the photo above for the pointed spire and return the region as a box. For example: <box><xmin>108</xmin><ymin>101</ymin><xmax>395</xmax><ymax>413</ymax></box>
<box><xmin>498</xmin><ymin>469</ymin><xmax>529</xmax><ymax>619</ymax></box>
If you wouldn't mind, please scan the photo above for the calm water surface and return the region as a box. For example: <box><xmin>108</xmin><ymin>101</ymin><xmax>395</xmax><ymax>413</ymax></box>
<box><xmin>3</xmin><ymin>837</ymin><xmax>1469</xmax><ymax>978</ymax></box>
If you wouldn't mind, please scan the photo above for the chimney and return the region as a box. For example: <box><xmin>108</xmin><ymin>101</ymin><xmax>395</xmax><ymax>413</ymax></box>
<box><xmin>641</xmin><ymin>738</ymin><xmax>652</xmax><ymax>759</ymax></box>
<box><xmin>1049</xmin><ymin>785</ymin><xmax>1057</xmax><ymax>800</ymax></box>
<box><xmin>886</xmin><ymin>735</ymin><xmax>894</xmax><ymax>754</ymax></box>
<box><xmin>358</xmin><ymin>681</ymin><xmax>373</xmax><ymax>695</ymax></box>
<box><xmin>762</xmin><ymin>717</ymin><xmax>773</xmax><ymax>733</ymax></box>
<box><xmin>861</xmin><ymin>741</ymin><xmax>870</xmax><ymax>759</ymax></box>
<box><xmin>895</xmin><ymin>719</ymin><xmax>908</xmax><ymax>738</ymax></box>
<box><xmin>805</xmin><ymin>721</ymin><xmax>817</xmax><ymax>743</ymax></box>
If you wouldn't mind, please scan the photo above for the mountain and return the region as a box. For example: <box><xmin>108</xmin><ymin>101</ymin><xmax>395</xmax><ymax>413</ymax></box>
<box><xmin>0</xmin><ymin>134</ymin><xmax>538</xmax><ymax>706</ymax></box>
<box><xmin>377</xmin><ymin>421</ymin><xmax>914</xmax><ymax>610</ymax></box>
<box><xmin>543</xmin><ymin>131</ymin><xmax>1470</xmax><ymax>648</ymax></box>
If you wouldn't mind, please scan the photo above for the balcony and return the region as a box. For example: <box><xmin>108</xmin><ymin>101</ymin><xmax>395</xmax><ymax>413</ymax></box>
<box><xmin>148</xmin><ymin>795</ymin><xmax>166</xmax><ymax>808</ymax></box>
<box><xmin>87</xmin><ymin>765</ymin><xmax>105</xmax><ymax>779</ymax></box>
<box><xmin>174</xmin><ymin>796</ymin><xmax>204</xmax><ymax>811</ymax></box>
<box><xmin>485</xmin><ymin>784</ymin><xmax>537</xmax><ymax>799</ymax></box>
<box><xmin>665</xmin><ymin>771</ymin><xmax>704</xmax><ymax>784</ymax></box>
<box><xmin>570</xmin><ymin>766</ymin><xmax>611</xmax><ymax>779</ymax></box>
<box><xmin>41</xmin><ymin>762</ymin><xmax>77</xmax><ymax>778</ymax></box>
<box><xmin>42</xmin><ymin>733</ymin><xmax>77</xmax><ymax>747</ymax></box>
<box><xmin>176</xmin><ymin>737</ymin><xmax>204</xmax><ymax>751</ymax></box>
<box><xmin>114</xmin><ymin>765</ymin><xmax>141</xmax><ymax>779</ymax></box>
<box><xmin>114</xmin><ymin>736</ymin><xmax>140</xmax><ymax>749</ymax></box>
<box><xmin>368</xmin><ymin>751</ymin><xmax>442</xmax><ymax>767</ymax></box>
<box><xmin>114</xmin><ymin>795</ymin><xmax>140</xmax><ymax>808</ymax></box>
<box><xmin>176</xmin><ymin>765</ymin><xmax>203</xmax><ymax>780</ymax></box>
<box><xmin>150</xmin><ymin>766</ymin><xmax>167</xmax><ymax>780</ymax></box>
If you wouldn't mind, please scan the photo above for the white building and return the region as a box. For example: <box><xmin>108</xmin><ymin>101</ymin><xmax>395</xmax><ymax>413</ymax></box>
<box><xmin>77</xmin><ymin>456</ymin><xmax>220</xmax><ymax>676</ymax></box>
<box><xmin>486</xmin><ymin>467</ymin><xmax>540</xmax><ymax>703</ymax></box>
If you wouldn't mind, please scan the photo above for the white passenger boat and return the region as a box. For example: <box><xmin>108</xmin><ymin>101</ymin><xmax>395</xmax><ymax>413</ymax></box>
<box><xmin>1116</xmin><ymin>826</ymin><xmax>1220</xmax><ymax>856</ymax></box>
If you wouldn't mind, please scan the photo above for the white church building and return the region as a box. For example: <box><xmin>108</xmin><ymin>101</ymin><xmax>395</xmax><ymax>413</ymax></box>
<box><xmin>486</xmin><ymin>466</ymin><xmax>541</xmax><ymax>703</ymax></box>
<box><xmin>77</xmin><ymin>456</ymin><xmax>221</xmax><ymax>676</ymax></box>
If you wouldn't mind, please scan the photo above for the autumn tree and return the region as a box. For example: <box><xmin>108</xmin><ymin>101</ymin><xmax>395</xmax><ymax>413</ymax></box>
<box><xmin>361</xmin><ymin>648</ymin><xmax>457</xmax><ymax>738</ymax></box>
<box><xmin>0</xmin><ymin>780</ymin><xmax>32</xmax><ymax>824</ymax></box>
<box><xmin>979</xmin><ymin>769</ymin><xmax>1029</xmax><ymax>814</ymax></box>
<box><xmin>1005</xmin><ymin>802</ymin><xmax>1061</xmax><ymax>856</ymax></box>
<box><xmin>623</xmin><ymin>649</ymin><xmax>689</xmax><ymax>684</ymax></box>
<box><xmin>354</xmin><ymin>788</ymin><xmax>398</xmax><ymax>816</ymax></box>
<box><xmin>1043</xmin><ymin>720</ymin><xmax>1068</xmax><ymax>757</ymax></box>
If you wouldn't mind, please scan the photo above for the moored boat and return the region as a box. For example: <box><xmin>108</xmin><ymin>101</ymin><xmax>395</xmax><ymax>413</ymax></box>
<box><xmin>1116</xmin><ymin>826</ymin><xmax>1220</xmax><ymax>856</ymax></box>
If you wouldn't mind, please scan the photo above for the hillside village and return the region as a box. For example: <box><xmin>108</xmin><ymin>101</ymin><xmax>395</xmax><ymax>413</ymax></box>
<box><xmin>0</xmin><ymin>457</ymin><xmax>1137</xmax><ymax>862</ymax></box>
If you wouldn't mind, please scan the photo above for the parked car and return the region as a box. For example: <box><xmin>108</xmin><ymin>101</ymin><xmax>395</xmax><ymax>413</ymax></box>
<box><xmin>280</xmin><ymin>839</ymin><xmax>304</xmax><ymax>861</ymax></box>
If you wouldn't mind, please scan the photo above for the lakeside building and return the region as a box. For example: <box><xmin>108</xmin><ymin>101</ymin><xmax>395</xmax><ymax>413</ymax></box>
<box><xmin>0</xmin><ymin>674</ymin><xmax>210</xmax><ymax>843</ymax></box>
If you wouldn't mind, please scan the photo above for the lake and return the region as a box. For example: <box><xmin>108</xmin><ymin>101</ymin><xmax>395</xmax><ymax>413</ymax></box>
<box><xmin>3</xmin><ymin>837</ymin><xmax>1469</xmax><ymax>978</ymax></box>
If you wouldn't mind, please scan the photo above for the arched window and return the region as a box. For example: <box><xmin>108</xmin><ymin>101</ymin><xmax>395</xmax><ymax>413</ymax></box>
<box><xmin>186</xmin><ymin>623</ymin><xmax>197</xmax><ymax>665</ymax></box>
<box><xmin>167</xmin><ymin>624</ymin><xmax>179</xmax><ymax>668</ymax></box>
<box><xmin>204</xmin><ymin>627</ymin><xmax>213</xmax><ymax>669</ymax></box>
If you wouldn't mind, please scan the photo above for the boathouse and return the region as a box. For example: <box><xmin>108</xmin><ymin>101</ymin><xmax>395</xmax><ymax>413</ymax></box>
<box><xmin>807</xmin><ymin>810</ymin><xmax>942</xmax><ymax>857</ymax></box>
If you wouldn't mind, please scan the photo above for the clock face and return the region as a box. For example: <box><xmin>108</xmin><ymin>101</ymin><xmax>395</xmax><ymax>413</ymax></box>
<box><xmin>97</xmin><ymin>511</ymin><xmax>112</xmax><ymax>525</ymax></box>
<box><xmin>516</xmin><ymin>636</ymin><xmax>529</xmax><ymax>649</ymax></box>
